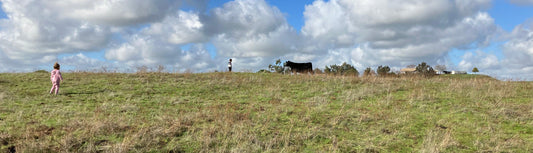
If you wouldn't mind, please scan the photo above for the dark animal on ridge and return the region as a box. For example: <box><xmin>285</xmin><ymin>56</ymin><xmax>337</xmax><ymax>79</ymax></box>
<box><xmin>285</xmin><ymin>61</ymin><xmax>313</xmax><ymax>74</ymax></box>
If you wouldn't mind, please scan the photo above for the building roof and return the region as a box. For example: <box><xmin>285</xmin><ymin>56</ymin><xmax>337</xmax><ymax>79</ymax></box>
<box><xmin>400</xmin><ymin>68</ymin><xmax>416</xmax><ymax>72</ymax></box>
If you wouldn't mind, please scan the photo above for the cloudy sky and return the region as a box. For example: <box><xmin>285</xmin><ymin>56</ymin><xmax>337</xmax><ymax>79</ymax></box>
<box><xmin>1</xmin><ymin>0</ymin><xmax>533</xmax><ymax>80</ymax></box>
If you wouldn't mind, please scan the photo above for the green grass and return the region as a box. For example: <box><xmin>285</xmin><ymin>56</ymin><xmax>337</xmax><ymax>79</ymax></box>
<box><xmin>1</xmin><ymin>72</ymin><xmax>532</xmax><ymax>152</ymax></box>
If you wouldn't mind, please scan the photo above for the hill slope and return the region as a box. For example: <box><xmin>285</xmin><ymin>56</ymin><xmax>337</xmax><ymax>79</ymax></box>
<box><xmin>1</xmin><ymin>72</ymin><xmax>532</xmax><ymax>152</ymax></box>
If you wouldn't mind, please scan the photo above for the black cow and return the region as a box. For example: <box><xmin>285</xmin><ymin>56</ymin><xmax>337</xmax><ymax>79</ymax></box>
<box><xmin>284</xmin><ymin>61</ymin><xmax>313</xmax><ymax>74</ymax></box>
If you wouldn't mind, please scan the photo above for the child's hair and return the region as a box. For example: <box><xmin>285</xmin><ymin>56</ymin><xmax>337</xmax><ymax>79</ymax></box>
<box><xmin>53</xmin><ymin>62</ymin><xmax>60</xmax><ymax>69</ymax></box>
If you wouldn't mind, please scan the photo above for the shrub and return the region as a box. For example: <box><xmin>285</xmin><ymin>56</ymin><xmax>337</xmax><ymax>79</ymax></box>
<box><xmin>313</xmin><ymin>68</ymin><xmax>323</xmax><ymax>74</ymax></box>
<box><xmin>415</xmin><ymin>62</ymin><xmax>436</xmax><ymax>77</ymax></box>
<box><xmin>325</xmin><ymin>62</ymin><xmax>359</xmax><ymax>76</ymax></box>
<box><xmin>363</xmin><ymin>67</ymin><xmax>376</xmax><ymax>77</ymax></box>
<box><xmin>377</xmin><ymin>65</ymin><xmax>393</xmax><ymax>77</ymax></box>
<box><xmin>268</xmin><ymin>59</ymin><xmax>287</xmax><ymax>73</ymax></box>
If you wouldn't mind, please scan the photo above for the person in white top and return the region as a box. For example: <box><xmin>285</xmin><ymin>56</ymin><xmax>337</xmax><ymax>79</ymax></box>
<box><xmin>228</xmin><ymin>59</ymin><xmax>232</xmax><ymax>72</ymax></box>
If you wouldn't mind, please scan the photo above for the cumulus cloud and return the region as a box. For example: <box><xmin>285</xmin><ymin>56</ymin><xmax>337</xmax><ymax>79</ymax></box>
<box><xmin>0</xmin><ymin>0</ymin><xmax>111</xmax><ymax>58</ymax></box>
<box><xmin>60</xmin><ymin>53</ymin><xmax>113</xmax><ymax>72</ymax></box>
<box><xmin>503</xmin><ymin>20</ymin><xmax>533</xmax><ymax>67</ymax></box>
<box><xmin>301</xmin><ymin>0</ymin><xmax>498</xmax><ymax>69</ymax></box>
<box><xmin>0</xmin><ymin>0</ymin><xmax>301</xmax><ymax>73</ymax></box>
<box><xmin>0</xmin><ymin>0</ymin><xmax>159</xmax><ymax>71</ymax></box>
<box><xmin>458</xmin><ymin>50</ymin><xmax>501</xmax><ymax>71</ymax></box>
<box><xmin>144</xmin><ymin>10</ymin><xmax>208</xmax><ymax>45</ymax></box>
<box><xmin>102</xmin><ymin>9</ymin><xmax>216</xmax><ymax>72</ymax></box>
<box><xmin>498</xmin><ymin>20</ymin><xmax>533</xmax><ymax>79</ymax></box>
<box><xmin>106</xmin><ymin>35</ymin><xmax>182</xmax><ymax>65</ymax></box>
<box><xmin>58</xmin><ymin>0</ymin><xmax>302</xmax><ymax>72</ymax></box>
<box><xmin>207</xmin><ymin>0</ymin><xmax>300</xmax><ymax>58</ymax></box>
<box><xmin>454</xmin><ymin>19</ymin><xmax>533</xmax><ymax>80</ymax></box>
<box><xmin>50</xmin><ymin>0</ymin><xmax>180</xmax><ymax>26</ymax></box>
<box><xmin>0</xmin><ymin>0</ymin><xmax>205</xmax><ymax>72</ymax></box>
<box><xmin>105</xmin><ymin>34</ymin><xmax>215</xmax><ymax>72</ymax></box>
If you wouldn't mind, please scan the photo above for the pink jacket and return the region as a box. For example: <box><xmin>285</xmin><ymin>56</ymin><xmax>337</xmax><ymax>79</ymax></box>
<box><xmin>50</xmin><ymin>69</ymin><xmax>63</xmax><ymax>83</ymax></box>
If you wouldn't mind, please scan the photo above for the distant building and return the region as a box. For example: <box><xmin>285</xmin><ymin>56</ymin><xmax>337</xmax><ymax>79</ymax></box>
<box><xmin>401</xmin><ymin>67</ymin><xmax>464</xmax><ymax>75</ymax></box>
<box><xmin>400</xmin><ymin>68</ymin><xmax>416</xmax><ymax>74</ymax></box>
<box><xmin>451</xmin><ymin>71</ymin><xmax>467</xmax><ymax>74</ymax></box>
<box><xmin>441</xmin><ymin>70</ymin><xmax>466</xmax><ymax>74</ymax></box>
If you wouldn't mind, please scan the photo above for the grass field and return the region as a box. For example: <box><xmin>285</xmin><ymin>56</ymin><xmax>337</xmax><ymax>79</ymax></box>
<box><xmin>1</xmin><ymin>72</ymin><xmax>532</xmax><ymax>152</ymax></box>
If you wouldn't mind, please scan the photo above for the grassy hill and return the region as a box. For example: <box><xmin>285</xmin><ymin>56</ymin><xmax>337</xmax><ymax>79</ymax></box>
<box><xmin>1</xmin><ymin>72</ymin><xmax>532</xmax><ymax>152</ymax></box>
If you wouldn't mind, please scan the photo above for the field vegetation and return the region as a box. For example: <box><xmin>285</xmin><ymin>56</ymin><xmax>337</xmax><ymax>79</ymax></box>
<box><xmin>1</xmin><ymin>72</ymin><xmax>532</xmax><ymax>152</ymax></box>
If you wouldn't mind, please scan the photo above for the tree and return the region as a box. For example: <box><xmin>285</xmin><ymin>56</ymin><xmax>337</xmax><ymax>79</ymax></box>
<box><xmin>268</xmin><ymin>59</ymin><xmax>286</xmax><ymax>73</ymax></box>
<box><xmin>313</xmin><ymin>68</ymin><xmax>323</xmax><ymax>74</ymax></box>
<box><xmin>363</xmin><ymin>67</ymin><xmax>376</xmax><ymax>77</ymax></box>
<box><xmin>325</xmin><ymin>62</ymin><xmax>359</xmax><ymax>76</ymax></box>
<box><xmin>472</xmin><ymin>67</ymin><xmax>479</xmax><ymax>74</ymax></box>
<box><xmin>324</xmin><ymin>65</ymin><xmax>333</xmax><ymax>74</ymax></box>
<box><xmin>340</xmin><ymin>62</ymin><xmax>359</xmax><ymax>76</ymax></box>
<box><xmin>415</xmin><ymin>62</ymin><xmax>436</xmax><ymax>77</ymax></box>
<box><xmin>377</xmin><ymin>65</ymin><xmax>391</xmax><ymax>77</ymax></box>
<box><xmin>434</xmin><ymin>65</ymin><xmax>446</xmax><ymax>74</ymax></box>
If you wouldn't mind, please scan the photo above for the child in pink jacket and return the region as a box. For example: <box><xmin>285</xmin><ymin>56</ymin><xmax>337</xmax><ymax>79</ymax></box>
<box><xmin>50</xmin><ymin>62</ymin><xmax>63</xmax><ymax>95</ymax></box>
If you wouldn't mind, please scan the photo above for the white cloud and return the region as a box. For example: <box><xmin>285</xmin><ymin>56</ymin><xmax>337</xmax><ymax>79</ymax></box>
<box><xmin>102</xmin><ymin>10</ymin><xmax>214</xmax><ymax>72</ymax></box>
<box><xmin>49</xmin><ymin>0</ymin><xmax>181</xmax><ymax>26</ymax></box>
<box><xmin>503</xmin><ymin>20</ymin><xmax>533</xmax><ymax>67</ymax></box>
<box><xmin>454</xmin><ymin>19</ymin><xmax>533</xmax><ymax>80</ymax></box>
<box><xmin>458</xmin><ymin>50</ymin><xmax>500</xmax><ymax>71</ymax></box>
<box><xmin>301</xmin><ymin>0</ymin><xmax>351</xmax><ymax>50</ymax></box>
<box><xmin>0</xmin><ymin>0</ymin><xmax>113</xmax><ymax>71</ymax></box>
<box><xmin>60</xmin><ymin>53</ymin><xmax>113</xmax><ymax>72</ymax></box>
<box><xmin>498</xmin><ymin>20</ymin><xmax>533</xmax><ymax>79</ymax></box>
<box><xmin>0</xmin><ymin>0</ymin><xmax>207</xmax><ymax>72</ymax></box>
<box><xmin>145</xmin><ymin>10</ymin><xmax>207</xmax><ymax>45</ymax></box>
<box><xmin>208</xmin><ymin>0</ymin><xmax>300</xmax><ymax>58</ymax></box>
<box><xmin>93</xmin><ymin>0</ymin><xmax>301</xmax><ymax>72</ymax></box>
<box><xmin>106</xmin><ymin>35</ymin><xmax>182</xmax><ymax>65</ymax></box>
<box><xmin>302</xmin><ymin>0</ymin><xmax>498</xmax><ymax>70</ymax></box>
<box><xmin>105</xmin><ymin>34</ymin><xmax>215</xmax><ymax>72</ymax></box>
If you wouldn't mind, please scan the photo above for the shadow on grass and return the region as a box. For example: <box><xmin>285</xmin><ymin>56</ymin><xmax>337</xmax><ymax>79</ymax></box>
<box><xmin>63</xmin><ymin>89</ymin><xmax>107</xmax><ymax>95</ymax></box>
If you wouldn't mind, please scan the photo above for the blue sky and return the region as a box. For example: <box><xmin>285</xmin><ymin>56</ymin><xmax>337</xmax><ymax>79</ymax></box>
<box><xmin>1</xmin><ymin>0</ymin><xmax>533</xmax><ymax>80</ymax></box>
<box><xmin>265</xmin><ymin>0</ymin><xmax>312</xmax><ymax>31</ymax></box>
<box><xmin>0</xmin><ymin>2</ymin><xmax>5</xmax><ymax>19</ymax></box>
<box><xmin>490</xmin><ymin>0</ymin><xmax>533</xmax><ymax>31</ymax></box>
